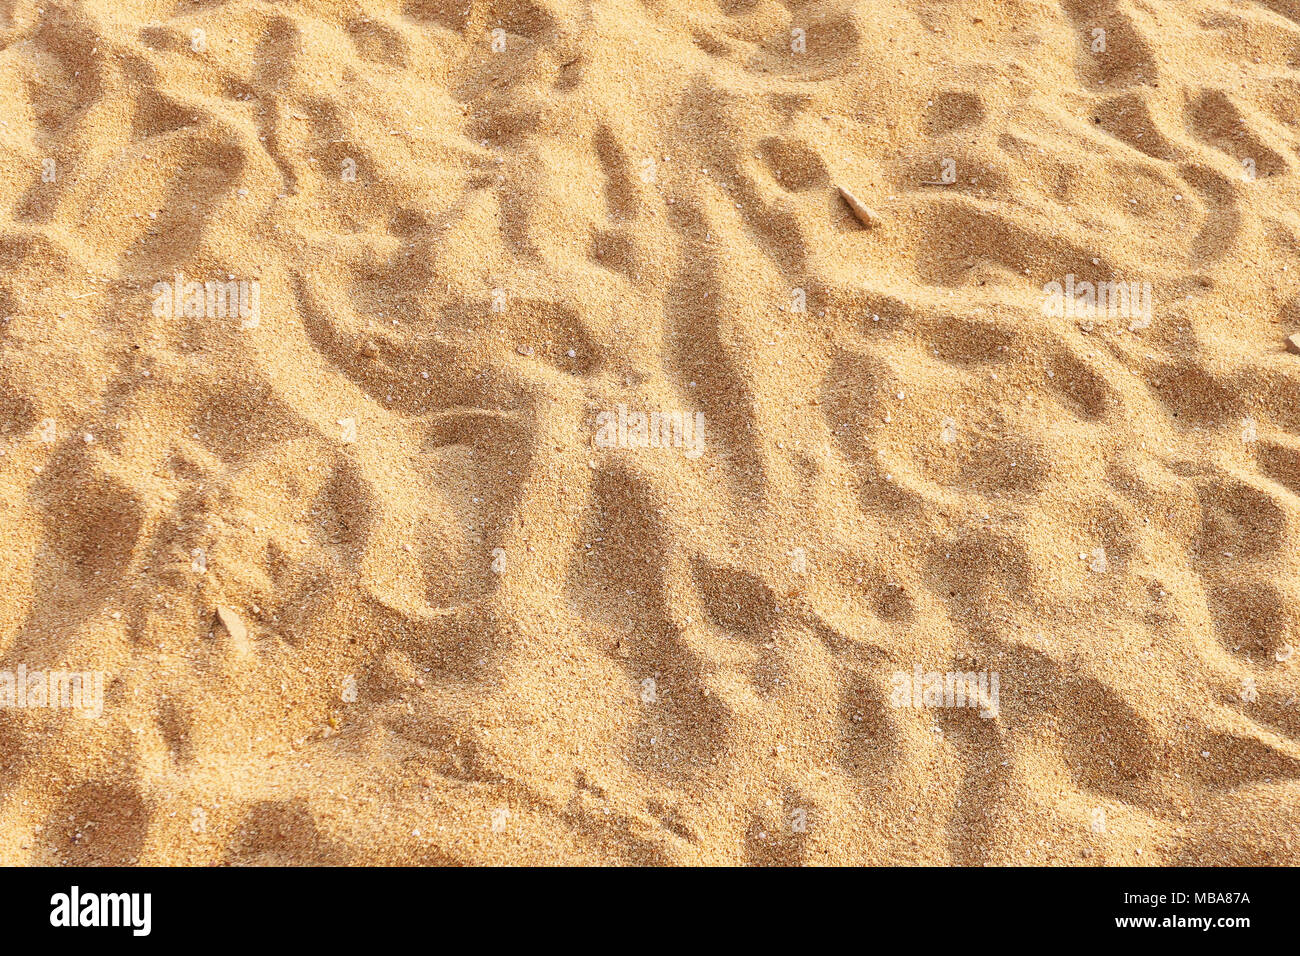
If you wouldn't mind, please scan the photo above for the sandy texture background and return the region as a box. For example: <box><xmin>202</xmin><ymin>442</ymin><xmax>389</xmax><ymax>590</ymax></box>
<box><xmin>2</xmin><ymin>0</ymin><xmax>1300</xmax><ymax>865</ymax></box>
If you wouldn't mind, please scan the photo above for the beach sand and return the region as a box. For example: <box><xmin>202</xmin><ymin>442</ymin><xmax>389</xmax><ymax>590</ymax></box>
<box><xmin>1</xmin><ymin>0</ymin><xmax>1299</xmax><ymax>865</ymax></box>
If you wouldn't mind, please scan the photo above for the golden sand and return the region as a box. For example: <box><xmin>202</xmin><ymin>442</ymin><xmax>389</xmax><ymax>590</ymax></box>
<box><xmin>1</xmin><ymin>0</ymin><xmax>1299</xmax><ymax>865</ymax></box>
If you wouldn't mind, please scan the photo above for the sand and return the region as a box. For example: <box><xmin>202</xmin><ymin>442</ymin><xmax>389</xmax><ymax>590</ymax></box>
<box><xmin>1</xmin><ymin>0</ymin><xmax>1299</xmax><ymax>866</ymax></box>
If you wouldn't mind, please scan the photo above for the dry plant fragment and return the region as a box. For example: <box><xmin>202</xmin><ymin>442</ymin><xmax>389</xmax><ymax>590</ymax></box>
<box><xmin>837</xmin><ymin>185</ymin><xmax>882</xmax><ymax>228</ymax></box>
<box><xmin>1286</xmin><ymin>333</ymin><xmax>1300</xmax><ymax>355</ymax></box>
